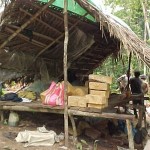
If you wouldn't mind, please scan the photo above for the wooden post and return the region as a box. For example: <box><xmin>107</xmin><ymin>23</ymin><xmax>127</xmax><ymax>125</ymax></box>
<box><xmin>64</xmin><ymin>0</ymin><xmax>69</xmax><ymax>147</ymax></box>
<box><xmin>126</xmin><ymin>119</ymin><xmax>134</xmax><ymax>150</ymax></box>
<box><xmin>0</xmin><ymin>0</ymin><xmax>55</xmax><ymax>50</ymax></box>
<box><xmin>0</xmin><ymin>111</ymin><xmax>4</xmax><ymax>123</ymax></box>
<box><xmin>138</xmin><ymin>107</ymin><xmax>143</xmax><ymax>128</ymax></box>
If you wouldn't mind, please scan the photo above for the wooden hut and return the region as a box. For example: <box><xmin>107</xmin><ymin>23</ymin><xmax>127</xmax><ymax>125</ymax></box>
<box><xmin>0</xmin><ymin>0</ymin><xmax>150</xmax><ymax>149</ymax></box>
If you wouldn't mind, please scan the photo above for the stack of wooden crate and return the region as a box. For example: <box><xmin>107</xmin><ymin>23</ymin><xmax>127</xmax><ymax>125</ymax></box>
<box><xmin>68</xmin><ymin>74</ymin><xmax>112</xmax><ymax>109</ymax></box>
<box><xmin>86</xmin><ymin>74</ymin><xmax>112</xmax><ymax>109</ymax></box>
<box><xmin>68</xmin><ymin>84</ymin><xmax>88</xmax><ymax>108</ymax></box>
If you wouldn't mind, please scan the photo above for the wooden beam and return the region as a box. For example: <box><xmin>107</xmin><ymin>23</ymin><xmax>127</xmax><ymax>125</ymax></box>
<box><xmin>20</xmin><ymin>8</ymin><xmax>62</xmax><ymax>35</ymax></box>
<box><xmin>71</xmin><ymin>63</ymin><xmax>94</xmax><ymax>69</ymax></box>
<box><xmin>70</xmin><ymin>67</ymin><xmax>89</xmax><ymax>71</ymax></box>
<box><xmin>87</xmin><ymin>53</ymin><xmax>103</xmax><ymax>58</ymax></box>
<box><xmin>76</xmin><ymin>62</ymin><xmax>95</xmax><ymax>65</ymax></box>
<box><xmin>35</xmin><ymin>12</ymin><xmax>88</xmax><ymax>59</ymax></box>
<box><xmin>10</xmin><ymin>43</ymin><xmax>29</xmax><ymax>50</ymax></box>
<box><xmin>5</xmin><ymin>27</ymin><xmax>46</xmax><ymax>48</ymax></box>
<box><xmin>68</xmin><ymin>44</ymin><xmax>95</xmax><ymax>63</ymax></box>
<box><xmin>7</xmin><ymin>24</ymin><xmax>61</xmax><ymax>44</ymax></box>
<box><xmin>81</xmin><ymin>56</ymin><xmax>100</xmax><ymax>62</ymax></box>
<box><xmin>68</xmin><ymin>110</ymin><xmax>135</xmax><ymax>121</ymax></box>
<box><xmin>0</xmin><ymin>0</ymin><xmax>55</xmax><ymax>50</ymax></box>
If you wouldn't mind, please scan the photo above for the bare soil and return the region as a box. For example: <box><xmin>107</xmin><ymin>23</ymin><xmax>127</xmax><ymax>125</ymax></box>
<box><xmin>0</xmin><ymin>112</ymin><xmax>145</xmax><ymax>150</ymax></box>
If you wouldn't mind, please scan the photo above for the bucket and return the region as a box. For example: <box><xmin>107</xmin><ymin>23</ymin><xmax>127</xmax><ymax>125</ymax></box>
<box><xmin>8</xmin><ymin>111</ymin><xmax>19</xmax><ymax>127</ymax></box>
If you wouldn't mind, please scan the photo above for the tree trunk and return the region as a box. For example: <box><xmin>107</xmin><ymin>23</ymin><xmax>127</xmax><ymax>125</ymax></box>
<box><xmin>140</xmin><ymin>0</ymin><xmax>149</xmax><ymax>75</ymax></box>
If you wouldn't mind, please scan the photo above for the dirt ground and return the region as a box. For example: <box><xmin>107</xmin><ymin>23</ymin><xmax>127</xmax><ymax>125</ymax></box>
<box><xmin>0</xmin><ymin>111</ymin><xmax>146</xmax><ymax>150</ymax></box>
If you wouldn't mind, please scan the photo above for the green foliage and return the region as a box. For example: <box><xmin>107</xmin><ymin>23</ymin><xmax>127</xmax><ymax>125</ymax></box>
<box><xmin>94</xmin><ymin>0</ymin><xmax>150</xmax><ymax>92</ymax></box>
<box><xmin>94</xmin><ymin>53</ymin><xmax>146</xmax><ymax>92</ymax></box>
<box><xmin>105</xmin><ymin>0</ymin><xmax>145</xmax><ymax>38</ymax></box>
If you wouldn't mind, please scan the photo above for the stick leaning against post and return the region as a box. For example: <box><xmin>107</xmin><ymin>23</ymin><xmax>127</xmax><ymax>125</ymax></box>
<box><xmin>0</xmin><ymin>0</ymin><xmax>55</xmax><ymax>51</ymax></box>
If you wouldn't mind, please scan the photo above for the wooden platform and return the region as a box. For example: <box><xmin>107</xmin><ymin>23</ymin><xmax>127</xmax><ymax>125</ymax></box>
<box><xmin>0</xmin><ymin>98</ymin><xmax>135</xmax><ymax>121</ymax></box>
<box><xmin>0</xmin><ymin>93</ymin><xmax>148</xmax><ymax>115</ymax></box>
<box><xmin>0</xmin><ymin>97</ymin><xmax>136</xmax><ymax>150</ymax></box>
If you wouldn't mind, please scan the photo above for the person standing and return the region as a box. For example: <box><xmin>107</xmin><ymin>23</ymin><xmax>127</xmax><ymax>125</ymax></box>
<box><xmin>140</xmin><ymin>74</ymin><xmax>149</xmax><ymax>95</ymax></box>
<box><xmin>130</xmin><ymin>71</ymin><xmax>143</xmax><ymax>118</ymax></box>
<box><xmin>117</xmin><ymin>72</ymin><xmax>130</xmax><ymax>93</ymax></box>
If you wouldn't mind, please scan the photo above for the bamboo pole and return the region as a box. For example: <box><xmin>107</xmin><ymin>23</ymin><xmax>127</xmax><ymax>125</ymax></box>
<box><xmin>64</xmin><ymin>0</ymin><xmax>69</xmax><ymax>147</ymax></box>
<box><xmin>0</xmin><ymin>0</ymin><xmax>55</xmax><ymax>50</ymax></box>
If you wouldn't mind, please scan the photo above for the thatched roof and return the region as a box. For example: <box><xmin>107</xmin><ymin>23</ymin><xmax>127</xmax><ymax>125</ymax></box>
<box><xmin>0</xmin><ymin>0</ymin><xmax>150</xmax><ymax>81</ymax></box>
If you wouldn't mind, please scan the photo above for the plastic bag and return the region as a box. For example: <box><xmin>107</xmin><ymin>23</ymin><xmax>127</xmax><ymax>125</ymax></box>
<box><xmin>42</xmin><ymin>82</ymin><xmax>64</xmax><ymax>106</ymax></box>
<box><xmin>40</xmin><ymin>81</ymin><xmax>56</xmax><ymax>102</ymax></box>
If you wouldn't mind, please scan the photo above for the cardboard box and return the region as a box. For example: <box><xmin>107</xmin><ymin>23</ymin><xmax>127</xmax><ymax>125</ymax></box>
<box><xmin>89</xmin><ymin>74</ymin><xmax>112</xmax><ymax>84</ymax></box>
<box><xmin>86</xmin><ymin>94</ymin><xmax>106</xmax><ymax>104</ymax></box>
<box><xmin>90</xmin><ymin>90</ymin><xmax>110</xmax><ymax>98</ymax></box>
<box><xmin>68</xmin><ymin>96</ymin><xmax>87</xmax><ymax>107</ymax></box>
<box><xmin>89</xmin><ymin>82</ymin><xmax>109</xmax><ymax>91</ymax></box>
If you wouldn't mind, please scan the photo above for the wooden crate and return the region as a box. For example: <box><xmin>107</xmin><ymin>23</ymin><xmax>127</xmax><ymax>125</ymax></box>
<box><xmin>86</xmin><ymin>94</ymin><xmax>107</xmax><ymax>104</ymax></box>
<box><xmin>68</xmin><ymin>96</ymin><xmax>87</xmax><ymax>107</ymax></box>
<box><xmin>90</xmin><ymin>90</ymin><xmax>110</xmax><ymax>98</ymax></box>
<box><xmin>89</xmin><ymin>74</ymin><xmax>112</xmax><ymax>84</ymax></box>
<box><xmin>88</xmin><ymin>103</ymin><xmax>105</xmax><ymax>109</ymax></box>
<box><xmin>73</xmin><ymin>86</ymin><xmax>88</xmax><ymax>96</ymax></box>
<box><xmin>89</xmin><ymin>82</ymin><xmax>109</xmax><ymax>91</ymax></box>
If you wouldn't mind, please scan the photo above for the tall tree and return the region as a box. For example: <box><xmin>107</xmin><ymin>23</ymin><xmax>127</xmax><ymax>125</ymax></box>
<box><xmin>140</xmin><ymin>0</ymin><xmax>150</xmax><ymax>40</ymax></box>
<box><xmin>105</xmin><ymin>0</ymin><xmax>145</xmax><ymax>38</ymax></box>
<box><xmin>140</xmin><ymin>0</ymin><xmax>150</xmax><ymax>74</ymax></box>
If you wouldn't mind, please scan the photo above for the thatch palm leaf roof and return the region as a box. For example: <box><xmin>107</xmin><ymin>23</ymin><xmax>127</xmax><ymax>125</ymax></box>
<box><xmin>76</xmin><ymin>0</ymin><xmax>150</xmax><ymax>66</ymax></box>
<box><xmin>0</xmin><ymin>0</ymin><xmax>149</xmax><ymax>81</ymax></box>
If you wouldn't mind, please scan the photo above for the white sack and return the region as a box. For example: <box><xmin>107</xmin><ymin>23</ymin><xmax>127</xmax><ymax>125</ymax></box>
<box><xmin>15</xmin><ymin>126</ymin><xmax>60</xmax><ymax>147</ymax></box>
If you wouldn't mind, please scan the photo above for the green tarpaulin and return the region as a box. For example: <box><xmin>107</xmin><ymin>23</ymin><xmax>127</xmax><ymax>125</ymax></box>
<box><xmin>40</xmin><ymin>0</ymin><xmax>98</xmax><ymax>21</ymax></box>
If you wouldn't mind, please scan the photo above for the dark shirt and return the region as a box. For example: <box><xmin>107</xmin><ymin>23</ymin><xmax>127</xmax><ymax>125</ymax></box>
<box><xmin>130</xmin><ymin>77</ymin><xmax>142</xmax><ymax>94</ymax></box>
